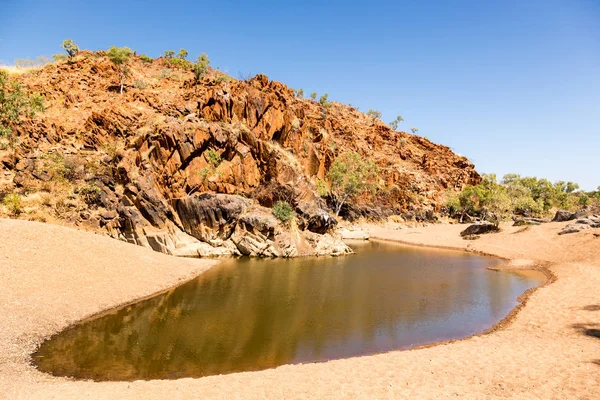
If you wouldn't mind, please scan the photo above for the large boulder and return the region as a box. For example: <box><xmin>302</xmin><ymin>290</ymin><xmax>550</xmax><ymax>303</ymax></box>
<box><xmin>231</xmin><ymin>212</ymin><xmax>280</xmax><ymax>257</ymax></box>
<box><xmin>173</xmin><ymin>194</ymin><xmax>249</xmax><ymax>243</ymax></box>
<box><xmin>296</xmin><ymin>204</ymin><xmax>337</xmax><ymax>234</ymax></box>
<box><xmin>552</xmin><ymin>210</ymin><xmax>577</xmax><ymax>222</ymax></box>
<box><xmin>460</xmin><ymin>222</ymin><xmax>499</xmax><ymax>237</ymax></box>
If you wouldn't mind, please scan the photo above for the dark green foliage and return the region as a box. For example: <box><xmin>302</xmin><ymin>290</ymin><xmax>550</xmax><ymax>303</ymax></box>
<box><xmin>273</xmin><ymin>201</ymin><xmax>294</xmax><ymax>222</ymax></box>
<box><xmin>319</xmin><ymin>93</ymin><xmax>329</xmax><ymax>105</ymax></box>
<box><xmin>448</xmin><ymin>173</ymin><xmax>593</xmax><ymax>222</ymax></box>
<box><xmin>139</xmin><ymin>54</ymin><xmax>153</xmax><ymax>63</ymax></box>
<box><xmin>164</xmin><ymin>50</ymin><xmax>175</xmax><ymax>59</ymax></box>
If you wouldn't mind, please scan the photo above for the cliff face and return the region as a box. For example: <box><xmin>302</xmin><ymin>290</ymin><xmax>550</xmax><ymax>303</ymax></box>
<box><xmin>0</xmin><ymin>53</ymin><xmax>479</xmax><ymax>257</ymax></box>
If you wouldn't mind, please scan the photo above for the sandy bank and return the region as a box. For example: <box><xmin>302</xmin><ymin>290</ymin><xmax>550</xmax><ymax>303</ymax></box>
<box><xmin>1</xmin><ymin>218</ymin><xmax>599</xmax><ymax>399</ymax></box>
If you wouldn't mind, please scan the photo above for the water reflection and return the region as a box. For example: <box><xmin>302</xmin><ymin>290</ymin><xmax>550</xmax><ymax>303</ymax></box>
<box><xmin>34</xmin><ymin>241</ymin><xmax>544</xmax><ymax>381</ymax></box>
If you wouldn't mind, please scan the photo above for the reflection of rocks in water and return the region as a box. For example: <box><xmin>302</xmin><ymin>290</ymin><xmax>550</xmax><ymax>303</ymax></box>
<box><xmin>34</xmin><ymin>242</ymin><xmax>543</xmax><ymax>381</ymax></box>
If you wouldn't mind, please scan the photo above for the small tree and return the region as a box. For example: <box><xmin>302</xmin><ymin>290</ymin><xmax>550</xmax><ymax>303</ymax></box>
<box><xmin>61</xmin><ymin>39</ymin><xmax>79</xmax><ymax>61</ymax></box>
<box><xmin>310</xmin><ymin>92</ymin><xmax>317</xmax><ymax>100</ymax></box>
<box><xmin>389</xmin><ymin>115</ymin><xmax>404</xmax><ymax>130</ymax></box>
<box><xmin>294</xmin><ymin>88</ymin><xmax>304</xmax><ymax>98</ymax></box>
<box><xmin>178</xmin><ymin>49</ymin><xmax>188</xmax><ymax>59</ymax></box>
<box><xmin>411</xmin><ymin>127</ymin><xmax>419</xmax><ymax>134</ymax></box>
<box><xmin>193</xmin><ymin>53</ymin><xmax>210</xmax><ymax>85</ymax></box>
<box><xmin>164</xmin><ymin>50</ymin><xmax>175</xmax><ymax>59</ymax></box>
<box><xmin>0</xmin><ymin>70</ymin><xmax>44</xmax><ymax>146</ymax></box>
<box><xmin>107</xmin><ymin>46</ymin><xmax>133</xmax><ymax>95</ymax></box>
<box><xmin>326</xmin><ymin>151</ymin><xmax>378</xmax><ymax>216</ymax></box>
<box><xmin>319</xmin><ymin>93</ymin><xmax>329</xmax><ymax>105</ymax></box>
<box><xmin>367</xmin><ymin>109</ymin><xmax>382</xmax><ymax>120</ymax></box>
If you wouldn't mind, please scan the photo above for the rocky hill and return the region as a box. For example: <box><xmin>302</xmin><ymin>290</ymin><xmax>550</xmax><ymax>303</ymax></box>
<box><xmin>0</xmin><ymin>51</ymin><xmax>479</xmax><ymax>257</ymax></box>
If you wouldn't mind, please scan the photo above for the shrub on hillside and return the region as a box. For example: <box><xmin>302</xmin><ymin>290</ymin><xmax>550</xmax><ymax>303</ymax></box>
<box><xmin>0</xmin><ymin>70</ymin><xmax>45</xmax><ymax>147</ymax></box>
<box><xmin>2</xmin><ymin>193</ymin><xmax>22</xmax><ymax>216</ymax></box>
<box><xmin>367</xmin><ymin>109</ymin><xmax>382</xmax><ymax>120</ymax></box>
<box><xmin>273</xmin><ymin>201</ymin><xmax>294</xmax><ymax>222</ymax></box>
<box><xmin>139</xmin><ymin>54</ymin><xmax>153</xmax><ymax>63</ymax></box>
<box><xmin>61</xmin><ymin>39</ymin><xmax>79</xmax><ymax>61</ymax></box>
<box><xmin>205</xmin><ymin>148</ymin><xmax>222</xmax><ymax>168</ymax></box>
<box><xmin>76</xmin><ymin>183</ymin><xmax>102</xmax><ymax>205</ymax></box>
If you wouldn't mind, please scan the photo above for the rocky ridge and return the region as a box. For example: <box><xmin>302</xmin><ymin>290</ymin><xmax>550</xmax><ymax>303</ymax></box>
<box><xmin>0</xmin><ymin>52</ymin><xmax>480</xmax><ymax>257</ymax></box>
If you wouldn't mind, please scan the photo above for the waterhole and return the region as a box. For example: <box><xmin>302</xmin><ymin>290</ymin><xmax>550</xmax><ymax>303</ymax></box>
<box><xmin>33</xmin><ymin>240</ymin><xmax>545</xmax><ymax>380</ymax></box>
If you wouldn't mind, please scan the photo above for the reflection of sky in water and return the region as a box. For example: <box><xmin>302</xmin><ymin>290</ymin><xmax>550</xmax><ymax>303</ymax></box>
<box><xmin>34</xmin><ymin>241</ymin><xmax>544</xmax><ymax>381</ymax></box>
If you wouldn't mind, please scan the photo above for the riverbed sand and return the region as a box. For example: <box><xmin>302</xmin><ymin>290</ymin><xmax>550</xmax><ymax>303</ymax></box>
<box><xmin>1</xmin><ymin>218</ymin><xmax>598</xmax><ymax>399</ymax></box>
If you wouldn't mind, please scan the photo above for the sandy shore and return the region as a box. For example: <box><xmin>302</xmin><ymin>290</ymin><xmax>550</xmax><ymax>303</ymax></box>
<box><xmin>1</xmin><ymin>218</ymin><xmax>599</xmax><ymax>399</ymax></box>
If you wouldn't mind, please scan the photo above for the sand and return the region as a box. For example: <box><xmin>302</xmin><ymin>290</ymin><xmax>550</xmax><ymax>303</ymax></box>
<box><xmin>0</xmin><ymin>218</ymin><xmax>599</xmax><ymax>399</ymax></box>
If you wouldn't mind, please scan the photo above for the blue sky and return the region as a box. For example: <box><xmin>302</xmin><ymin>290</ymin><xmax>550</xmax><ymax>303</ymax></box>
<box><xmin>1</xmin><ymin>0</ymin><xmax>598</xmax><ymax>189</ymax></box>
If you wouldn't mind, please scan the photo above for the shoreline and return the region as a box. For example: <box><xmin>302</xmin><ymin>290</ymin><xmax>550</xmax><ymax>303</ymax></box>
<box><xmin>2</xmin><ymin>218</ymin><xmax>599</xmax><ymax>399</ymax></box>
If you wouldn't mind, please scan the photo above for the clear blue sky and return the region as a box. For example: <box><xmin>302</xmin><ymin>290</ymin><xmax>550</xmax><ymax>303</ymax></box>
<box><xmin>1</xmin><ymin>0</ymin><xmax>598</xmax><ymax>189</ymax></box>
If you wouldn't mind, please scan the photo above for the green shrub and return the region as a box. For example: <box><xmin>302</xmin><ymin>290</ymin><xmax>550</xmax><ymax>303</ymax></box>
<box><xmin>273</xmin><ymin>201</ymin><xmax>294</xmax><ymax>222</ymax></box>
<box><xmin>164</xmin><ymin>50</ymin><xmax>175</xmax><ymax>59</ymax></box>
<box><xmin>167</xmin><ymin>58</ymin><xmax>191</xmax><ymax>70</ymax></box>
<box><xmin>139</xmin><ymin>54</ymin><xmax>153</xmax><ymax>63</ymax></box>
<box><xmin>205</xmin><ymin>148</ymin><xmax>222</xmax><ymax>168</ymax></box>
<box><xmin>61</xmin><ymin>39</ymin><xmax>79</xmax><ymax>61</ymax></box>
<box><xmin>178</xmin><ymin>49</ymin><xmax>188</xmax><ymax>59</ymax></box>
<box><xmin>193</xmin><ymin>53</ymin><xmax>210</xmax><ymax>84</ymax></box>
<box><xmin>76</xmin><ymin>183</ymin><xmax>102</xmax><ymax>205</ymax></box>
<box><xmin>294</xmin><ymin>88</ymin><xmax>304</xmax><ymax>98</ymax></box>
<box><xmin>310</xmin><ymin>92</ymin><xmax>317</xmax><ymax>100</ymax></box>
<box><xmin>0</xmin><ymin>70</ymin><xmax>45</xmax><ymax>146</ymax></box>
<box><xmin>319</xmin><ymin>93</ymin><xmax>329</xmax><ymax>105</ymax></box>
<box><xmin>2</xmin><ymin>193</ymin><xmax>22</xmax><ymax>216</ymax></box>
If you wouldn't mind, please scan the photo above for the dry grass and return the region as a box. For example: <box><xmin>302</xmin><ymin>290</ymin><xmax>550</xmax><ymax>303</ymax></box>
<box><xmin>0</xmin><ymin>65</ymin><xmax>42</xmax><ymax>76</ymax></box>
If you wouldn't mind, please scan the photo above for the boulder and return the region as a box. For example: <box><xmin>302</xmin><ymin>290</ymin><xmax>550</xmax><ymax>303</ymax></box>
<box><xmin>552</xmin><ymin>210</ymin><xmax>576</xmax><ymax>222</ymax></box>
<box><xmin>231</xmin><ymin>212</ymin><xmax>280</xmax><ymax>257</ymax></box>
<box><xmin>558</xmin><ymin>215</ymin><xmax>600</xmax><ymax>235</ymax></box>
<box><xmin>296</xmin><ymin>204</ymin><xmax>337</xmax><ymax>234</ymax></box>
<box><xmin>460</xmin><ymin>222</ymin><xmax>499</xmax><ymax>237</ymax></box>
<box><xmin>173</xmin><ymin>194</ymin><xmax>248</xmax><ymax>242</ymax></box>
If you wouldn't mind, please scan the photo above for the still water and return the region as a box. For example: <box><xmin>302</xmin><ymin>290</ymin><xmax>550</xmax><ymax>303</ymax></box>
<box><xmin>33</xmin><ymin>241</ymin><xmax>545</xmax><ymax>381</ymax></box>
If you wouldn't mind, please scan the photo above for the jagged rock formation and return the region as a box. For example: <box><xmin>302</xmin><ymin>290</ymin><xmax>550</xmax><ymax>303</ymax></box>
<box><xmin>0</xmin><ymin>52</ymin><xmax>480</xmax><ymax>257</ymax></box>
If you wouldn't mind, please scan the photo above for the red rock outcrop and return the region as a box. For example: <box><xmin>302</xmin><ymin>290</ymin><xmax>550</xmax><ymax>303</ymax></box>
<box><xmin>0</xmin><ymin>53</ymin><xmax>480</xmax><ymax>256</ymax></box>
